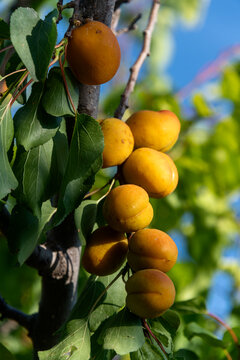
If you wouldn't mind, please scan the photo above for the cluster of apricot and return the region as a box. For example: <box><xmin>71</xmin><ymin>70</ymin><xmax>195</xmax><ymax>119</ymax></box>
<box><xmin>82</xmin><ymin>110</ymin><xmax>181</xmax><ymax>319</ymax></box>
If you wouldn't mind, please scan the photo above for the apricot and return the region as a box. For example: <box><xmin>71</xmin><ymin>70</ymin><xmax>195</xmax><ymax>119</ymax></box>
<box><xmin>127</xmin><ymin>228</ymin><xmax>178</xmax><ymax>272</ymax></box>
<box><xmin>0</xmin><ymin>79</ymin><xmax>8</xmax><ymax>95</ymax></box>
<box><xmin>99</xmin><ymin>118</ymin><xmax>134</xmax><ymax>168</ymax></box>
<box><xmin>103</xmin><ymin>184</ymin><xmax>153</xmax><ymax>233</ymax></box>
<box><xmin>67</xmin><ymin>20</ymin><xmax>121</xmax><ymax>85</ymax></box>
<box><xmin>125</xmin><ymin>269</ymin><xmax>175</xmax><ymax>318</ymax></box>
<box><xmin>122</xmin><ymin>147</ymin><xmax>178</xmax><ymax>198</ymax></box>
<box><xmin>82</xmin><ymin>226</ymin><xmax>128</xmax><ymax>276</ymax></box>
<box><xmin>126</xmin><ymin>110</ymin><xmax>180</xmax><ymax>152</ymax></box>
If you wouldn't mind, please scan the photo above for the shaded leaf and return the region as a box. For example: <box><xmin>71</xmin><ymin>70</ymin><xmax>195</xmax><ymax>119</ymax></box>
<box><xmin>54</xmin><ymin>113</ymin><xmax>104</xmax><ymax>225</ymax></box>
<box><xmin>74</xmin><ymin>200</ymin><xmax>98</xmax><ymax>246</ymax></box>
<box><xmin>131</xmin><ymin>337</ymin><xmax>168</xmax><ymax>360</ymax></box>
<box><xmin>173</xmin><ymin>349</ymin><xmax>199</xmax><ymax>360</ymax></box>
<box><xmin>172</xmin><ymin>297</ymin><xmax>206</xmax><ymax>315</ymax></box>
<box><xmin>0</xmin><ymin>19</ymin><xmax>10</xmax><ymax>40</ymax></box>
<box><xmin>0</xmin><ymin>98</ymin><xmax>18</xmax><ymax>199</ymax></box>
<box><xmin>14</xmin><ymin>82</ymin><xmax>60</xmax><ymax>150</ymax></box>
<box><xmin>42</xmin><ymin>67</ymin><xmax>79</xmax><ymax>116</ymax></box>
<box><xmin>184</xmin><ymin>322</ymin><xmax>226</xmax><ymax>348</ymax></box>
<box><xmin>98</xmin><ymin>308</ymin><xmax>145</xmax><ymax>355</ymax></box>
<box><xmin>10</xmin><ymin>8</ymin><xmax>57</xmax><ymax>81</ymax></box>
<box><xmin>38</xmin><ymin>319</ymin><xmax>90</xmax><ymax>360</ymax></box>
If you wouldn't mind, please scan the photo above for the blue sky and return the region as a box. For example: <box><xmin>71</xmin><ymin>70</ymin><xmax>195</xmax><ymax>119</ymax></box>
<box><xmin>168</xmin><ymin>0</ymin><xmax>240</xmax><ymax>89</ymax></box>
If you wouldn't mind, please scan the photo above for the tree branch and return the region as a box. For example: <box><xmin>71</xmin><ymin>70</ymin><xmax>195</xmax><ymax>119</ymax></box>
<box><xmin>114</xmin><ymin>0</ymin><xmax>133</xmax><ymax>11</ymax></box>
<box><xmin>0</xmin><ymin>295</ymin><xmax>36</xmax><ymax>334</ymax></box>
<box><xmin>114</xmin><ymin>0</ymin><xmax>160</xmax><ymax>119</ymax></box>
<box><xmin>115</xmin><ymin>13</ymin><xmax>142</xmax><ymax>36</ymax></box>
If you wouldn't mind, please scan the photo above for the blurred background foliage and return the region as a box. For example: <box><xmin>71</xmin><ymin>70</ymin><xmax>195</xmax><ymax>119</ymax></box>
<box><xmin>1</xmin><ymin>0</ymin><xmax>240</xmax><ymax>359</ymax></box>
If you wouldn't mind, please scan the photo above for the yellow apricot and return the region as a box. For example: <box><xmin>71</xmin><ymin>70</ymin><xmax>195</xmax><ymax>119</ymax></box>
<box><xmin>126</xmin><ymin>269</ymin><xmax>176</xmax><ymax>318</ymax></box>
<box><xmin>126</xmin><ymin>110</ymin><xmax>180</xmax><ymax>152</ymax></box>
<box><xmin>127</xmin><ymin>228</ymin><xmax>178</xmax><ymax>272</ymax></box>
<box><xmin>82</xmin><ymin>226</ymin><xmax>128</xmax><ymax>276</ymax></box>
<box><xmin>122</xmin><ymin>147</ymin><xmax>178</xmax><ymax>198</ymax></box>
<box><xmin>99</xmin><ymin>118</ymin><xmax>134</xmax><ymax>168</ymax></box>
<box><xmin>103</xmin><ymin>184</ymin><xmax>153</xmax><ymax>233</ymax></box>
<box><xmin>67</xmin><ymin>21</ymin><xmax>121</xmax><ymax>85</ymax></box>
<box><xmin>0</xmin><ymin>79</ymin><xmax>8</xmax><ymax>94</ymax></box>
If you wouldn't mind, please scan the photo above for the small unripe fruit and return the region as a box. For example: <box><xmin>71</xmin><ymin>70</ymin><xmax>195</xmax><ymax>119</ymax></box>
<box><xmin>67</xmin><ymin>21</ymin><xmax>121</xmax><ymax>85</ymax></box>
<box><xmin>126</xmin><ymin>110</ymin><xmax>180</xmax><ymax>152</ymax></box>
<box><xmin>82</xmin><ymin>226</ymin><xmax>128</xmax><ymax>276</ymax></box>
<box><xmin>126</xmin><ymin>269</ymin><xmax>175</xmax><ymax>318</ymax></box>
<box><xmin>127</xmin><ymin>228</ymin><xmax>178</xmax><ymax>272</ymax></box>
<box><xmin>122</xmin><ymin>147</ymin><xmax>178</xmax><ymax>198</ymax></box>
<box><xmin>99</xmin><ymin>118</ymin><xmax>134</xmax><ymax>168</ymax></box>
<box><xmin>103</xmin><ymin>184</ymin><xmax>153</xmax><ymax>233</ymax></box>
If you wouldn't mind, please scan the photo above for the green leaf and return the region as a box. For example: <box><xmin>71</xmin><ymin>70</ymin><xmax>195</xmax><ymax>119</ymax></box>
<box><xmin>5</xmin><ymin>53</ymin><xmax>26</xmax><ymax>104</ymax></box>
<box><xmin>74</xmin><ymin>200</ymin><xmax>98</xmax><ymax>245</ymax></box>
<box><xmin>54</xmin><ymin>113</ymin><xmax>104</xmax><ymax>225</ymax></box>
<box><xmin>148</xmin><ymin>318</ymin><xmax>173</xmax><ymax>354</ymax></box>
<box><xmin>38</xmin><ymin>319</ymin><xmax>91</xmax><ymax>360</ymax></box>
<box><xmin>184</xmin><ymin>322</ymin><xmax>226</xmax><ymax>348</ymax></box>
<box><xmin>98</xmin><ymin>308</ymin><xmax>145</xmax><ymax>355</ymax></box>
<box><xmin>72</xmin><ymin>271</ymin><xmax>126</xmax><ymax>332</ymax></box>
<box><xmin>221</xmin><ymin>67</ymin><xmax>240</xmax><ymax>102</ymax></box>
<box><xmin>42</xmin><ymin>67</ymin><xmax>79</xmax><ymax>116</ymax></box>
<box><xmin>173</xmin><ymin>349</ymin><xmax>199</xmax><ymax>360</ymax></box>
<box><xmin>131</xmin><ymin>337</ymin><xmax>168</xmax><ymax>360</ymax></box>
<box><xmin>14</xmin><ymin>82</ymin><xmax>60</xmax><ymax>151</ymax></box>
<box><xmin>10</xmin><ymin>8</ymin><xmax>57</xmax><ymax>81</ymax></box>
<box><xmin>0</xmin><ymin>19</ymin><xmax>10</xmax><ymax>40</ymax></box>
<box><xmin>192</xmin><ymin>93</ymin><xmax>213</xmax><ymax>117</ymax></box>
<box><xmin>158</xmin><ymin>310</ymin><xmax>181</xmax><ymax>339</ymax></box>
<box><xmin>21</xmin><ymin>140</ymin><xmax>53</xmax><ymax>218</ymax></box>
<box><xmin>0</xmin><ymin>98</ymin><xmax>18</xmax><ymax>199</ymax></box>
<box><xmin>172</xmin><ymin>297</ymin><xmax>206</xmax><ymax>315</ymax></box>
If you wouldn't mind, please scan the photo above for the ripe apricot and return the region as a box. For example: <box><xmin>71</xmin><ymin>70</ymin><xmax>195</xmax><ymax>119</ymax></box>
<box><xmin>125</xmin><ymin>269</ymin><xmax>175</xmax><ymax>318</ymax></box>
<box><xmin>67</xmin><ymin>21</ymin><xmax>121</xmax><ymax>85</ymax></box>
<box><xmin>122</xmin><ymin>147</ymin><xmax>178</xmax><ymax>198</ymax></box>
<box><xmin>82</xmin><ymin>226</ymin><xmax>128</xmax><ymax>276</ymax></box>
<box><xmin>126</xmin><ymin>110</ymin><xmax>180</xmax><ymax>152</ymax></box>
<box><xmin>103</xmin><ymin>184</ymin><xmax>153</xmax><ymax>233</ymax></box>
<box><xmin>127</xmin><ymin>228</ymin><xmax>178</xmax><ymax>272</ymax></box>
<box><xmin>0</xmin><ymin>79</ymin><xmax>8</xmax><ymax>94</ymax></box>
<box><xmin>99</xmin><ymin>118</ymin><xmax>134</xmax><ymax>168</ymax></box>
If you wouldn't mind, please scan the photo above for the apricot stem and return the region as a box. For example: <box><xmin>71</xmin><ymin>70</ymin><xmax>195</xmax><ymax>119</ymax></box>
<box><xmin>223</xmin><ymin>349</ymin><xmax>233</xmax><ymax>360</ymax></box>
<box><xmin>97</xmin><ymin>177</ymin><xmax>116</xmax><ymax>203</ymax></box>
<box><xmin>59</xmin><ymin>53</ymin><xmax>76</xmax><ymax>113</ymax></box>
<box><xmin>84</xmin><ymin>176</ymin><xmax>116</xmax><ymax>199</ymax></box>
<box><xmin>1</xmin><ymin>68</ymin><xmax>27</xmax><ymax>82</ymax></box>
<box><xmin>114</xmin><ymin>0</ymin><xmax>160</xmax><ymax>119</ymax></box>
<box><xmin>208</xmin><ymin>312</ymin><xmax>239</xmax><ymax>345</ymax></box>
<box><xmin>143</xmin><ymin>319</ymin><xmax>167</xmax><ymax>355</ymax></box>
<box><xmin>88</xmin><ymin>264</ymin><xmax>129</xmax><ymax>316</ymax></box>
<box><xmin>10</xmin><ymin>78</ymin><xmax>33</xmax><ymax>107</ymax></box>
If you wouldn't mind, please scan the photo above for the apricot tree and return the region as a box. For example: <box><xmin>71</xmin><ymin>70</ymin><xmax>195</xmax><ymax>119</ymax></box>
<box><xmin>0</xmin><ymin>1</ymin><xmax>240</xmax><ymax>360</ymax></box>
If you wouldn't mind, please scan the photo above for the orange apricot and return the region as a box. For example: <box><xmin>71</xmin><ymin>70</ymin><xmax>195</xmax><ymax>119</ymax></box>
<box><xmin>125</xmin><ymin>269</ymin><xmax>176</xmax><ymax>318</ymax></box>
<box><xmin>82</xmin><ymin>225</ymin><xmax>128</xmax><ymax>276</ymax></box>
<box><xmin>122</xmin><ymin>147</ymin><xmax>178</xmax><ymax>198</ymax></box>
<box><xmin>99</xmin><ymin>118</ymin><xmax>134</xmax><ymax>168</ymax></box>
<box><xmin>0</xmin><ymin>79</ymin><xmax>8</xmax><ymax>95</ymax></box>
<box><xmin>67</xmin><ymin>21</ymin><xmax>121</xmax><ymax>85</ymax></box>
<box><xmin>127</xmin><ymin>228</ymin><xmax>178</xmax><ymax>272</ymax></box>
<box><xmin>103</xmin><ymin>184</ymin><xmax>153</xmax><ymax>233</ymax></box>
<box><xmin>126</xmin><ymin>110</ymin><xmax>180</xmax><ymax>152</ymax></box>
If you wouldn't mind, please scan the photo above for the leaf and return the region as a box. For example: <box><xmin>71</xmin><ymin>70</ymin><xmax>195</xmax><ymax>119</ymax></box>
<box><xmin>38</xmin><ymin>319</ymin><xmax>91</xmax><ymax>360</ymax></box>
<box><xmin>0</xmin><ymin>19</ymin><xmax>10</xmax><ymax>40</ymax></box>
<box><xmin>98</xmin><ymin>308</ymin><xmax>145</xmax><ymax>355</ymax></box>
<box><xmin>173</xmin><ymin>349</ymin><xmax>199</xmax><ymax>360</ymax></box>
<box><xmin>14</xmin><ymin>82</ymin><xmax>60</xmax><ymax>150</ymax></box>
<box><xmin>184</xmin><ymin>322</ymin><xmax>226</xmax><ymax>348</ymax></box>
<box><xmin>74</xmin><ymin>200</ymin><xmax>98</xmax><ymax>245</ymax></box>
<box><xmin>158</xmin><ymin>310</ymin><xmax>181</xmax><ymax>339</ymax></box>
<box><xmin>42</xmin><ymin>67</ymin><xmax>79</xmax><ymax>116</ymax></box>
<box><xmin>5</xmin><ymin>53</ymin><xmax>26</xmax><ymax>104</ymax></box>
<box><xmin>54</xmin><ymin>113</ymin><xmax>104</xmax><ymax>225</ymax></box>
<box><xmin>0</xmin><ymin>98</ymin><xmax>18</xmax><ymax>199</ymax></box>
<box><xmin>148</xmin><ymin>318</ymin><xmax>173</xmax><ymax>354</ymax></box>
<box><xmin>172</xmin><ymin>297</ymin><xmax>206</xmax><ymax>315</ymax></box>
<box><xmin>192</xmin><ymin>93</ymin><xmax>213</xmax><ymax>117</ymax></box>
<box><xmin>10</xmin><ymin>8</ymin><xmax>57</xmax><ymax>81</ymax></box>
<box><xmin>21</xmin><ymin>140</ymin><xmax>53</xmax><ymax>218</ymax></box>
<box><xmin>131</xmin><ymin>337</ymin><xmax>168</xmax><ymax>360</ymax></box>
<box><xmin>72</xmin><ymin>271</ymin><xmax>126</xmax><ymax>332</ymax></box>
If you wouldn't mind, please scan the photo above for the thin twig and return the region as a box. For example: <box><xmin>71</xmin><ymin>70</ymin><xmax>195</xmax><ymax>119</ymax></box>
<box><xmin>83</xmin><ymin>176</ymin><xmax>116</xmax><ymax>199</ymax></box>
<box><xmin>9</xmin><ymin>78</ymin><xmax>33</xmax><ymax>107</ymax></box>
<box><xmin>223</xmin><ymin>349</ymin><xmax>233</xmax><ymax>360</ymax></box>
<box><xmin>143</xmin><ymin>319</ymin><xmax>167</xmax><ymax>355</ymax></box>
<box><xmin>59</xmin><ymin>53</ymin><xmax>76</xmax><ymax>113</ymax></box>
<box><xmin>97</xmin><ymin>177</ymin><xmax>116</xmax><ymax>203</ymax></box>
<box><xmin>57</xmin><ymin>1</ymin><xmax>75</xmax><ymax>24</ymax></box>
<box><xmin>114</xmin><ymin>0</ymin><xmax>160</xmax><ymax>119</ymax></box>
<box><xmin>208</xmin><ymin>312</ymin><xmax>239</xmax><ymax>345</ymax></box>
<box><xmin>115</xmin><ymin>13</ymin><xmax>142</xmax><ymax>36</ymax></box>
<box><xmin>176</xmin><ymin>43</ymin><xmax>240</xmax><ymax>101</ymax></box>
<box><xmin>0</xmin><ymin>68</ymin><xmax>26</xmax><ymax>82</ymax></box>
<box><xmin>0</xmin><ymin>44</ymin><xmax>14</xmax><ymax>55</ymax></box>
